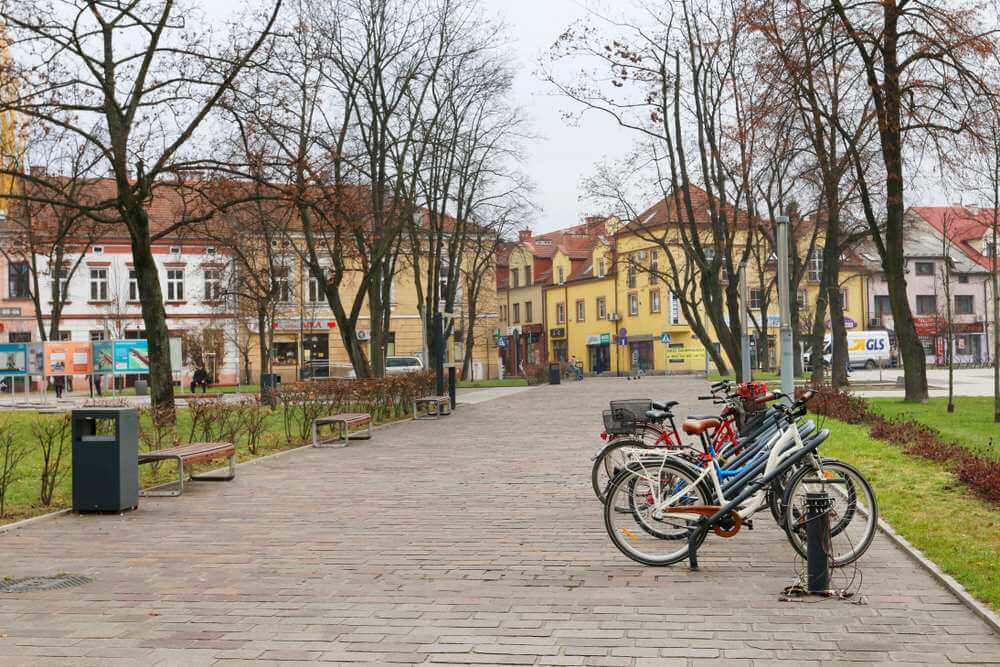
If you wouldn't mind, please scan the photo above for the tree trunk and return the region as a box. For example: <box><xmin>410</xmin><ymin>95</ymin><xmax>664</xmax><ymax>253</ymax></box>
<box><xmin>829</xmin><ymin>285</ymin><xmax>850</xmax><ymax>388</ymax></box>
<box><xmin>125</xmin><ymin>208</ymin><xmax>176</xmax><ymax>422</ymax></box>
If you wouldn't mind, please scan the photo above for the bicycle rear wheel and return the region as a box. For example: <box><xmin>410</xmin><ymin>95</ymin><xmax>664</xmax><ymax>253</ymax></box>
<box><xmin>781</xmin><ymin>459</ymin><xmax>878</xmax><ymax>567</ymax></box>
<box><xmin>603</xmin><ymin>458</ymin><xmax>710</xmax><ymax>566</ymax></box>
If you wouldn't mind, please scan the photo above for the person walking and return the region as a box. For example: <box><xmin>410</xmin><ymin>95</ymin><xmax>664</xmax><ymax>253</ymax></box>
<box><xmin>52</xmin><ymin>375</ymin><xmax>65</xmax><ymax>399</ymax></box>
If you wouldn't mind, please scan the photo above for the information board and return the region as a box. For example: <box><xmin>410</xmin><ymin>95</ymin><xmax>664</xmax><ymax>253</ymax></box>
<box><xmin>45</xmin><ymin>342</ymin><xmax>93</xmax><ymax>375</ymax></box>
<box><xmin>0</xmin><ymin>343</ymin><xmax>27</xmax><ymax>376</ymax></box>
<box><xmin>92</xmin><ymin>341</ymin><xmax>114</xmax><ymax>373</ymax></box>
<box><xmin>113</xmin><ymin>340</ymin><xmax>150</xmax><ymax>373</ymax></box>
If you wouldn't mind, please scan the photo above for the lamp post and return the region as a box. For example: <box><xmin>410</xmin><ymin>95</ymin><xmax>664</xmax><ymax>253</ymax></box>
<box><xmin>739</xmin><ymin>262</ymin><xmax>751</xmax><ymax>381</ymax></box>
<box><xmin>777</xmin><ymin>215</ymin><xmax>794</xmax><ymax>397</ymax></box>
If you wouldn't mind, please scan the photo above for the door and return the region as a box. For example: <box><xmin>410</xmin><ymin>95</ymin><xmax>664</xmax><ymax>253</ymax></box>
<box><xmin>588</xmin><ymin>344</ymin><xmax>610</xmax><ymax>374</ymax></box>
<box><xmin>629</xmin><ymin>341</ymin><xmax>653</xmax><ymax>372</ymax></box>
<box><xmin>302</xmin><ymin>333</ymin><xmax>329</xmax><ymax>377</ymax></box>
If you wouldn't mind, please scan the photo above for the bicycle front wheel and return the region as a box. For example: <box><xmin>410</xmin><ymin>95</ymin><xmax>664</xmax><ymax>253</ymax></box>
<box><xmin>782</xmin><ymin>459</ymin><xmax>878</xmax><ymax>567</ymax></box>
<box><xmin>603</xmin><ymin>458</ymin><xmax>710</xmax><ymax>566</ymax></box>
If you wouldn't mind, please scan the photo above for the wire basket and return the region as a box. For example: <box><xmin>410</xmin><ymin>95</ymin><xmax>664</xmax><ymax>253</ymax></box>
<box><xmin>609</xmin><ymin>399</ymin><xmax>653</xmax><ymax>424</ymax></box>
<box><xmin>602</xmin><ymin>408</ymin><xmax>639</xmax><ymax>435</ymax></box>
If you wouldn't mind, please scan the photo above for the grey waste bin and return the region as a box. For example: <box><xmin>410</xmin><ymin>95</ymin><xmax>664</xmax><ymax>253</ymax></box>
<box><xmin>548</xmin><ymin>362</ymin><xmax>561</xmax><ymax>385</ymax></box>
<box><xmin>71</xmin><ymin>408</ymin><xmax>139</xmax><ymax>512</ymax></box>
<box><xmin>134</xmin><ymin>379</ymin><xmax>148</xmax><ymax>396</ymax></box>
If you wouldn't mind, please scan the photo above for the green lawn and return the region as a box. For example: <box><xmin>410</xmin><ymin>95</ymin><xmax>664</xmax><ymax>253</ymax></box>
<box><xmin>706</xmin><ymin>370</ymin><xmax>783</xmax><ymax>383</ymax></box>
<box><xmin>456</xmin><ymin>378</ymin><xmax>529</xmax><ymax>389</ymax></box>
<box><xmin>114</xmin><ymin>384</ymin><xmax>261</xmax><ymax>397</ymax></box>
<box><xmin>819</xmin><ymin>415</ymin><xmax>1000</xmax><ymax>610</ymax></box>
<box><xmin>867</xmin><ymin>396</ymin><xmax>999</xmax><ymax>460</ymax></box>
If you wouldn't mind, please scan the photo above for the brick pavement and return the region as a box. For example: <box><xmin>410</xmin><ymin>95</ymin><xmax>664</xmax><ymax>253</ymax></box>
<box><xmin>0</xmin><ymin>375</ymin><xmax>998</xmax><ymax>666</ymax></box>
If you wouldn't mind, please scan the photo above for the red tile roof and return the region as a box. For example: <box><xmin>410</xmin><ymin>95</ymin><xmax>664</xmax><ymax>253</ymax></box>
<box><xmin>628</xmin><ymin>184</ymin><xmax>751</xmax><ymax>232</ymax></box>
<box><xmin>910</xmin><ymin>205</ymin><xmax>996</xmax><ymax>270</ymax></box>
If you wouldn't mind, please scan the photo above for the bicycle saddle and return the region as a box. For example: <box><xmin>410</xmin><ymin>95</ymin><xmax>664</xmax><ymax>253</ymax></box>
<box><xmin>644</xmin><ymin>409</ymin><xmax>670</xmax><ymax>422</ymax></box>
<box><xmin>686</xmin><ymin>414</ymin><xmax>718</xmax><ymax>421</ymax></box>
<box><xmin>682</xmin><ymin>417</ymin><xmax>720</xmax><ymax>435</ymax></box>
<box><xmin>651</xmin><ymin>400</ymin><xmax>679</xmax><ymax>411</ymax></box>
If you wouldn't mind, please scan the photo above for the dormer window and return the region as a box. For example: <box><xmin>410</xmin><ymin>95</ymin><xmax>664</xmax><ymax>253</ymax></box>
<box><xmin>92</xmin><ymin>245</ymin><xmax>104</xmax><ymax>254</ymax></box>
<box><xmin>206</xmin><ymin>246</ymin><xmax>217</xmax><ymax>256</ymax></box>
<box><xmin>169</xmin><ymin>245</ymin><xmax>181</xmax><ymax>255</ymax></box>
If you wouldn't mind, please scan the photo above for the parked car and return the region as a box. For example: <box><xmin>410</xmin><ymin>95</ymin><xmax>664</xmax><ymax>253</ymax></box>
<box><xmin>802</xmin><ymin>330</ymin><xmax>893</xmax><ymax>370</ymax></box>
<box><xmin>345</xmin><ymin>355</ymin><xmax>424</xmax><ymax>379</ymax></box>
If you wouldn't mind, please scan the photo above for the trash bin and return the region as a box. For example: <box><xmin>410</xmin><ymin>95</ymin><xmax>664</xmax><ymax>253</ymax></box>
<box><xmin>71</xmin><ymin>408</ymin><xmax>139</xmax><ymax>512</ymax></box>
<box><xmin>134</xmin><ymin>379</ymin><xmax>148</xmax><ymax>396</ymax></box>
<box><xmin>261</xmin><ymin>373</ymin><xmax>282</xmax><ymax>405</ymax></box>
<box><xmin>548</xmin><ymin>362</ymin><xmax>561</xmax><ymax>385</ymax></box>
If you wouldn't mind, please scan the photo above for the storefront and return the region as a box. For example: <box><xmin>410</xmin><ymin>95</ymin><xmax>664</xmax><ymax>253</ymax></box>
<box><xmin>549</xmin><ymin>327</ymin><xmax>567</xmax><ymax>363</ymax></box>
<box><xmin>628</xmin><ymin>336</ymin><xmax>654</xmax><ymax>372</ymax></box>
<box><xmin>586</xmin><ymin>333</ymin><xmax>611</xmax><ymax>374</ymax></box>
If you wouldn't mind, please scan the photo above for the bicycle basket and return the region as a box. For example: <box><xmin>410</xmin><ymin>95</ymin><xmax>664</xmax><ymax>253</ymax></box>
<box><xmin>609</xmin><ymin>399</ymin><xmax>654</xmax><ymax>424</ymax></box>
<box><xmin>602</xmin><ymin>408</ymin><xmax>639</xmax><ymax>435</ymax></box>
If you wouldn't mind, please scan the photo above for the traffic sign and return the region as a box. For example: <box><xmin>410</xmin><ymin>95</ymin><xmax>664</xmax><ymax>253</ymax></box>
<box><xmin>660</xmin><ymin>332</ymin><xmax>671</xmax><ymax>344</ymax></box>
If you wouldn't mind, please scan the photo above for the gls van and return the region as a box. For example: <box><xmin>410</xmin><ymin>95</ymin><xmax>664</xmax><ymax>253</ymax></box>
<box><xmin>802</xmin><ymin>330</ymin><xmax>893</xmax><ymax>370</ymax></box>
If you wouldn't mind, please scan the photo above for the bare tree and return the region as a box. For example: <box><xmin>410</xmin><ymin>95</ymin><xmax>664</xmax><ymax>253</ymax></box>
<box><xmin>0</xmin><ymin>0</ymin><xmax>282</xmax><ymax>420</ymax></box>
<box><xmin>828</xmin><ymin>0</ymin><xmax>998</xmax><ymax>402</ymax></box>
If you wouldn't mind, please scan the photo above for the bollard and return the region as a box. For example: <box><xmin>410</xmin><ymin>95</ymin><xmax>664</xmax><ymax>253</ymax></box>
<box><xmin>448</xmin><ymin>365</ymin><xmax>457</xmax><ymax>410</ymax></box>
<box><xmin>805</xmin><ymin>490</ymin><xmax>833</xmax><ymax>594</ymax></box>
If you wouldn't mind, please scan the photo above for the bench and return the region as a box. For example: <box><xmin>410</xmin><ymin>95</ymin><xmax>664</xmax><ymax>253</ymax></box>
<box><xmin>138</xmin><ymin>442</ymin><xmax>236</xmax><ymax>497</ymax></box>
<box><xmin>312</xmin><ymin>413</ymin><xmax>372</xmax><ymax>448</ymax></box>
<box><xmin>413</xmin><ymin>395</ymin><xmax>450</xmax><ymax>419</ymax></box>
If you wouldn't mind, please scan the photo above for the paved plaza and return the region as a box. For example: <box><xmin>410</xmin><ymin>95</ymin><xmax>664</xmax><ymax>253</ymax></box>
<box><xmin>0</xmin><ymin>376</ymin><xmax>998</xmax><ymax>666</ymax></box>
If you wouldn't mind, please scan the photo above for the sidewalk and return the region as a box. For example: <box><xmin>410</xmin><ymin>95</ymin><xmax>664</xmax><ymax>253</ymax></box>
<box><xmin>0</xmin><ymin>375</ymin><xmax>996</xmax><ymax>665</ymax></box>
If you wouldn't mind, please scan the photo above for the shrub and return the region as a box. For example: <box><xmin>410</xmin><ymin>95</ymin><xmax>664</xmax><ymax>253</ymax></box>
<box><xmin>521</xmin><ymin>363</ymin><xmax>549</xmax><ymax>385</ymax></box>
<box><xmin>0</xmin><ymin>423</ymin><xmax>28</xmax><ymax>517</ymax></box>
<box><xmin>32</xmin><ymin>414</ymin><xmax>70</xmax><ymax>506</ymax></box>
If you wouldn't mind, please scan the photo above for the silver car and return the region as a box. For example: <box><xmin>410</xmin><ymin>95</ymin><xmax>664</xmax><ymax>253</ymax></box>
<box><xmin>346</xmin><ymin>356</ymin><xmax>424</xmax><ymax>378</ymax></box>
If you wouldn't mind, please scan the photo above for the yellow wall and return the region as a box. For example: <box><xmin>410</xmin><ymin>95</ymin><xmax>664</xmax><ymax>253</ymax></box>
<box><xmin>502</xmin><ymin>245</ymin><xmax>544</xmax><ymax>330</ymax></box>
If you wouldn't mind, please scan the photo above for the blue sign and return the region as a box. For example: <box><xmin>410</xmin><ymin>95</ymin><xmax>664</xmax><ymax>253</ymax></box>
<box><xmin>0</xmin><ymin>343</ymin><xmax>27</xmax><ymax>376</ymax></box>
<box><xmin>660</xmin><ymin>332</ymin><xmax>672</xmax><ymax>344</ymax></box>
<box><xmin>113</xmin><ymin>340</ymin><xmax>150</xmax><ymax>373</ymax></box>
<box><xmin>497</xmin><ymin>336</ymin><xmax>507</xmax><ymax>348</ymax></box>
<box><xmin>617</xmin><ymin>336</ymin><xmax>628</xmax><ymax>346</ymax></box>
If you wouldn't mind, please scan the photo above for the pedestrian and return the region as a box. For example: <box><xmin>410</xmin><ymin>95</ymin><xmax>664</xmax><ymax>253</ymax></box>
<box><xmin>52</xmin><ymin>375</ymin><xmax>65</xmax><ymax>399</ymax></box>
<box><xmin>94</xmin><ymin>373</ymin><xmax>103</xmax><ymax>397</ymax></box>
<box><xmin>191</xmin><ymin>365</ymin><xmax>210</xmax><ymax>393</ymax></box>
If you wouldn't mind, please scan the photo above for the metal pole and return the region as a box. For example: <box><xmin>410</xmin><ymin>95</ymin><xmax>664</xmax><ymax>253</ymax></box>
<box><xmin>739</xmin><ymin>262</ymin><xmax>751</xmax><ymax>381</ymax></box>
<box><xmin>777</xmin><ymin>215</ymin><xmax>795</xmax><ymax>398</ymax></box>
<box><xmin>433</xmin><ymin>312</ymin><xmax>444</xmax><ymax>396</ymax></box>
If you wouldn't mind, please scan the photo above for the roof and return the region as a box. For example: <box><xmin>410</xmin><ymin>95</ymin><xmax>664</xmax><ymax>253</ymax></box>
<box><xmin>909</xmin><ymin>205</ymin><xmax>995</xmax><ymax>270</ymax></box>
<box><xmin>627</xmin><ymin>184</ymin><xmax>751</xmax><ymax>233</ymax></box>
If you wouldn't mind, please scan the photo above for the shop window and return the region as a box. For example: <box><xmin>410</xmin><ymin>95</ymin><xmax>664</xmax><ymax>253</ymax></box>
<box><xmin>272</xmin><ymin>341</ymin><xmax>298</xmax><ymax>365</ymax></box>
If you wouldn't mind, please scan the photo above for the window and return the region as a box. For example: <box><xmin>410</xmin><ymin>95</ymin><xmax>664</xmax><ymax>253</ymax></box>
<box><xmin>166</xmin><ymin>268</ymin><xmax>185</xmax><ymax>301</ymax></box>
<box><xmin>669</xmin><ymin>292</ymin><xmax>681</xmax><ymax>325</ymax></box>
<box><xmin>874</xmin><ymin>294</ymin><xmax>891</xmax><ymax>316</ymax></box>
<box><xmin>596</xmin><ymin>296</ymin><xmax>607</xmax><ymax>320</ymax></box>
<box><xmin>649</xmin><ymin>289</ymin><xmax>661</xmax><ymax>314</ymax></box>
<box><xmin>525</xmin><ymin>301</ymin><xmax>533</xmax><ymax>322</ymax></box>
<box><xmin>511</xmin><ymin>270</ymin><xmax>519</xmax><ymax>288</ymax></box>
<box><xmin>576</xmin><ymin>299</ymin><xmax>585</xmax><ymax>322</ymax></box>
<box><xmin>89</xmin><ymin>268</ymin><xmax>109</xmax><ymax>301</ymax></box>
<box><xmin>89</xmin><ymin>330</ymin><xmax>107</xmax><ymax>341</ymax></box>
<box><xmin>916</xmin><ymin>294</ymin><xmax>937</xmax><ymax>315</ymax></box>
<box><xmin>7</xmin><ymin>261</ymin><xmax>29</xmax><ymax>299</ymax></box>
<box><xmin>808</xmin><ymin>250</ymin><xmax>823</xmax><ymax>282</ymax></box>
<box><xmin>91</xmin><ymin>246</ymin><xmax>103</xmax><ymax>254</ymax></box>
<box><xmin>704</xmin><ymin>247</ymin><xmax>716</xmax><ymax>262</ymax></box>
<box><xmin>52</xmin><ymin>265</ymin><xmax>70</xmax><ymax>301</ymax></box>
<box><xmin>838</xmin><ymin>288</ymin><xmax>849</xmax><ymax>310</ymax></box>
<box><xmin>628</xmin><ymin>292</ymin><xmax>639</xmax><ymax>316</ymax></box>
<box><xmin>8</xmin><ymin>331</ymin><xmax>31</xmax><ymax>343</ymax></box>
<box><xmin>955</xmin><ymin>294</ymin><xmax>974</xmax><ymax>315</ymax></box>
<box><xmin>206</xmin><ymin>246</ymin><xmax>217</xmax><ymax>256</ymax></box>
<box><xmin>128</xmin><ymin>269</ymin><xmax>139</xmax><ymax>301</ymax></box>
<box><xmin>272</xmin><ymin>268</ymin><xmax>291</xmax><ymax>303</ymax></box>
<box><xmin>915</xmin><ymin>261</ymin><xmax>934</xmax><ymax>276</ymax></box>
<box><xmin>513</xmin><ymin>303</ymin><xmax>520</xmax><ymax>323</ymax></box>
<box><xmin>557</xmin><ymin>266</ymin><xmax>565</xmax><ymax>283</ymax></box>
<box><xmin>597</xmin><ymin>258</ymin><xmax>605</xmax><ymax>278</ymax></box>
<box><xmin>626</xmin><ymin>263</ymin><xmax>637</xmax><ymax>288</ymax></box>
<box><xmin>649</xmin><ymin>250</ymin><xmax>658</xmax><ymax>284</ymax></box>
<box><xmin>749</xmin><ymin>288</ymin><xmax>762</xmax><ymax>310</ymax></box>
<box><xmin>524</xmin><ymin>266</ymin><xmax>531</xmax><ymax>286</ymax></box>
<box><xmin>985</xmin><ymin>241</ymin><xmax>997</xmax><ymax>257</ymax></box>
<box><xmin>796</xmin><ymin>288</ymin><xmax>807</xmax><ymax>309</ymax></box>
<box><xmin>308</xmin><ymin>268</ymin><xmax>325</xmax><ymax>303</ymax></box>
<box><xmin>169</xmin><ymin>245</ymin><xmax>181</xmax><ymax>255</ymax></box>
<box><xmin>957</xmin><ymin>274</ymin><xmax>969</xmax><ymax>284</ymax></box>
<box><xmin>555</xmin><ymin>302</ymin><xmax>565</xmax><ymax>324</ymax></box>
<box><xmin>204</xmin><ymin>268</ymin><xmax>222</xmax><ymax>301</ymax></box>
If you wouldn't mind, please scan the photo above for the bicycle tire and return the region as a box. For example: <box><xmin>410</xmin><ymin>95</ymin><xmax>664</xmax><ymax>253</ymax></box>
<box><xmin>591</xmin><ymin>438</ymin><xmax>657</xmax><ymax>502</ymax></box>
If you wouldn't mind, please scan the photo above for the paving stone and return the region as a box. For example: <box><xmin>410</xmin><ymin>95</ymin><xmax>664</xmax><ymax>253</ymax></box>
<box><xmin>0</xmin><ymin>377</ymin><xmax>996</xmax><ymax>665</ymax></box>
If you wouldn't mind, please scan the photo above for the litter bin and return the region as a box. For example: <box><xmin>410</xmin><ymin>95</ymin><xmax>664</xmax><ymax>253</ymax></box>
<box><xmin>134</xmin><ymin>379</ymin><xmax>148</xmax><ymax>396</ymax></box>
<box><xmin>261</xmin><ymin>373</ymin><xmax>282</xmax><ymax>405</ymax></box>
<box><xmin>71</xmin><ymin>408</ymin><xmax>139</xmax><ymax>512</ymax></box>
<box><xmin>548</xmin><ymin>362</ymin><xmax>561</xmax><ymax>385</ymax></box>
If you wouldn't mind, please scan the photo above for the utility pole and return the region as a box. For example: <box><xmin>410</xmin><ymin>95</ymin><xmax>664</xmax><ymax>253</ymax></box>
<box><xmin>739</xmin><ymin>262</ymin><xmax>751</xmax><ymax>381</ymax></box>
<box><xmin>777</xmin><ymin>215</ymin><xmax>794</xmax><ymax>397</ymax></box>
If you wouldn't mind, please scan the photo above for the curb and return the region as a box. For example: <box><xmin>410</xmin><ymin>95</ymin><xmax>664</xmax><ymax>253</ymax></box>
<box><xmin>876</xmin><ymin>516</ymin><xmax>1000</xmax><ymax>634</ymax></box>
<box><xmin>0</xmin><ymin>508</ymin><xmax>72</xmax><ymax>535</ymax></box>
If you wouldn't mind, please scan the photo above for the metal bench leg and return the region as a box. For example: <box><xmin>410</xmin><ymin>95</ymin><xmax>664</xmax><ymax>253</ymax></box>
<box><xmin>312</xmin><ymin>419</ymin><xmax>319</xmax><ymax>448</ymax></box>
<box><xmin>140</xmin><ymin>456</ymin><xmax>184</xmax><ymax>497</ymax></box>
<box><xmin>191</xmin><ymin>455</ymin><xmax>237</xmax><ymax>482</ymax></box>
<box><xmin>340</xmin><ymin>421</ymin><xmax>349</xmax><ymax>446</ymax></box>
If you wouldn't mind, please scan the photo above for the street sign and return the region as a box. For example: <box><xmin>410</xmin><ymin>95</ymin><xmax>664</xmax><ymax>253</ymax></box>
<box><xmin>660</xmin><ymin>332</ymin><xmax>671</xmax><ymax>344</ymax></box>
<box><xmin>617</xmin><ymin>336</ymin><xmax>628</xmax><ymax>346</ymax></box>
<box><xmin>618</xmin><ymin>327</ymin><xmax>627</xmax><ymax>338</ymax></box>
<box><xmin>497</xmin><ymin>336</ymin><xmax>507</xmax><ymax>348</ymax></box>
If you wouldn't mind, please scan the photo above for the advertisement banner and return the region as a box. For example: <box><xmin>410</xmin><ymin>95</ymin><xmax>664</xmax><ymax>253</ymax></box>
<box><xmin>113</xmin><ymin>340</ymin><xmax>149</xmax><ymax>373</ymax></box>
<box><xmin>45</xmin><ymin>342</ymin><xmax>93</xmax><ymax>376</ymax></box>
<box><xmin>27</xmin><ymin>342</ymin><xmax>44</xmax><ymax>375</ymax></box>
<box><xmin>92</xmin><ymin>341</ymin><xmax>114</xmax><ymax>373</ymax></box>
<box><xmin>0</xmin><ymin>343</ymin><xmax>27</xmax><ymax>376</ymax></box>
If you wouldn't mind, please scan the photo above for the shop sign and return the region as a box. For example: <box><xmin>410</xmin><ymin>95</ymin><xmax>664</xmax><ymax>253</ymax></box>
<box><xmin>824</xmin><ymin>316</ymin><xmax>858</xmax><ymax>329</ymax></box>
<box><xmin>600</xmin><ymin>333</ymin><xmax>611</xmax><ymax>344</ymax></box>
<box><xmin>549</xmin><ymin>327</ymin><xmax>566</xmax><ymax>339</ymax></box>
<box><xmin>586</xmin><ymin>335</ymin><xmax>602</xmax><ymax>345</ymax></box>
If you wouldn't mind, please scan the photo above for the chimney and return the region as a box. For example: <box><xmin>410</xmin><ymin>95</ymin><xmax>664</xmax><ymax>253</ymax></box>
<box><xmin>518</xmin><ymin>229</ymin><xmax>532</xmax><ymax>242</ymax></box>
<box><xmin>29</xmin><ymin>166</ymin><xmax>46</xmax><ymax>178</ymax></box>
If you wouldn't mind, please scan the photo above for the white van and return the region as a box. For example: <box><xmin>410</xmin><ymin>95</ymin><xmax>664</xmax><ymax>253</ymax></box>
<box><xmin>802</xmin><ymin>330</ymin><xmax>893</xmax><ymax>370</ymax></box>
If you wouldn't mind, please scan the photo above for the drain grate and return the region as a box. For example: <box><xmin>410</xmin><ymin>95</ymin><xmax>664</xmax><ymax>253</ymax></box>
<box><xmin>0</xmin><ymin>575</ymin><xmax>92</xmax><ymax>593</ymax></box>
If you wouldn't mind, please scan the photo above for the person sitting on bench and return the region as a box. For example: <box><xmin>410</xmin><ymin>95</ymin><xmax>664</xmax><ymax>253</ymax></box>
<box><xmin>191</xmin><ymin>365</ymin><xmax>210</xmax><ymax>393</ymax></box>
